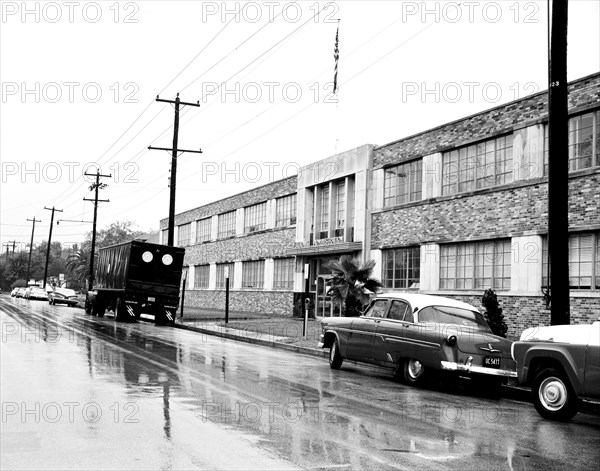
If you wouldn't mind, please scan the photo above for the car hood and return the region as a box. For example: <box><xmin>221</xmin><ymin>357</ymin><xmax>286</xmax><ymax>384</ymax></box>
<box><xmin>520</xmin><ymin>322</ymin><xmax>599</xmax><ymax>344</ymax></box>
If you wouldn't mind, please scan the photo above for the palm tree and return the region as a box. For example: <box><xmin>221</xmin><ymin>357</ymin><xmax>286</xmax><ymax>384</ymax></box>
<box><xmin>67</xmin><ymin>248</ymin><xmax>94</xmax><ymax>291</ymax></box>
<box><xmin>325</xmin><ymin>255</ymin><xmax>383</xmax><ymax>317</ymax></box>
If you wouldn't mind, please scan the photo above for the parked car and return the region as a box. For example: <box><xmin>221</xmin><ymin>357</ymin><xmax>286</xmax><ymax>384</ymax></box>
<box><xmin>24</xmin><ymin>286</ymin><xmax>48</xmax><ymax>301</ymax></box>
<box><xmin>318</xmin><ymin>293</ymin><xmax>516</xmax><ymax>388</ymax></box>
<box><xmin>11</xmin><ymin>287</ymin><xmax>20</xmax><ymax>297</ymax></box>
<box><xmin>511</xmin><ymin>321</ymin><xmax>600</xmax><ymax>421</ymax></box>
<box><xmin>48</xmin><ymin>288</ymin><xmax>79</xmax><ymax>307</ymax></box>
<box><xmin>15</xmin><ymin>287</ymin><xmax>26</xmax><ymax>298</ymax></box>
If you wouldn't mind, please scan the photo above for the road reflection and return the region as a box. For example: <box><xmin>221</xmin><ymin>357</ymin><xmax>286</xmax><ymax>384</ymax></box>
<box><xmin>2</xmin><ymin>298</ymin><xmax>599</xmax><ymax>471</ymax></box>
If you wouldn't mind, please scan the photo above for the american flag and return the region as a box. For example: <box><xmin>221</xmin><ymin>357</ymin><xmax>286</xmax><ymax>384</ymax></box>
<box><xmin>333</xmin><ymin>22</ymin><xmax>340</xmax><ymax>94</ymax></box>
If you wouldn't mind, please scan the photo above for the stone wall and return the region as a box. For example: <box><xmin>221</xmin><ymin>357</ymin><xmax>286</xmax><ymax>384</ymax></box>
<box><xmin>183</xmin><ymin>289</ymin><xmax>294</xmax><ymax>316</ymax></box>
<box><xmin>372</xmin><ymin>171</ymin><xmax>600</xmax><ymax>247</ymax></box>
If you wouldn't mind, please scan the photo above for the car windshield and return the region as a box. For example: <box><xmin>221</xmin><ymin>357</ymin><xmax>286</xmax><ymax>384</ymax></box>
<box><xmin>418</xmin><ymin>305</ymin><xmax>490</xmax><ymax>330</ymax></box>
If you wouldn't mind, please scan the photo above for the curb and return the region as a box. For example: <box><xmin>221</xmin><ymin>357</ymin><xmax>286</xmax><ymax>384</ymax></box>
<box><xmin>146</xmin><ymin>317</ymin><xmax>329</xmax><ymax>359</ymax></box>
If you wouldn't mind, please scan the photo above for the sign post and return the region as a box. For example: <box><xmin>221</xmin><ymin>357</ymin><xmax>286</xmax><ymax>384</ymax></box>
<box><xmin>224</xmin><ymin>266</ymin><xmax>230</xmax><ymax>324</ymax></box>
<box><xmin>303</xmin><ymin>263</ymin><xmax>310</xmax><ymax>338</ymax></box>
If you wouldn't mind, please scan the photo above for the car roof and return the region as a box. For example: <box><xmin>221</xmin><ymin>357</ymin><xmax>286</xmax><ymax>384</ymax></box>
<box><xmin>375</xmin><ymin>292</ymin><xmax>479</xmax><ymax>312</ymax></box>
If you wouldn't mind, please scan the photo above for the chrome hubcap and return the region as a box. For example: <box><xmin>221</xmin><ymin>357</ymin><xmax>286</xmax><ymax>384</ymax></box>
<box><xmin>407</xmin><ymin>360</ymin><xmax>423</xmax><ymax>379</ymax></box>
<box><xmin>330</xmin><ymin>342</ymin><xmax>336</xmax><ymax>361</ymax></box>
<box><xmin>539</xmin><ymin>377</ymin><xmax>568</xmax><ymax>411</ymax></box>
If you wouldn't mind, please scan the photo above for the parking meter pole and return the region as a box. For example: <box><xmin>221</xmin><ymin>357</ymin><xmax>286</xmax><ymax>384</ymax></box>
<box><xmin>225</xmin><ymin>276</ymin><xmax>230</xmax><ymax>324</ymax></box>
<box><xmin>180</xmin><ymin>274</ymin><xmax>186</xmax><ymax>319</ymax></box>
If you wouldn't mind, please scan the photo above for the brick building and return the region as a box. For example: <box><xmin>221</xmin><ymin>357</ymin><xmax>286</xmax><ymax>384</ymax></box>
<box><xmin>369</xmin><ymin>72</ymin><xmax>600</xmax><ymax>337</ymax></box>
<box><xmin>159</xmin><ymin>177</ymin><xmax>298</xmax><ymax>315</ymax></box>
<box><xmin>161</xmin><ymin>72</ymin><xmax>600</xmax><ymax>337</ymax></box>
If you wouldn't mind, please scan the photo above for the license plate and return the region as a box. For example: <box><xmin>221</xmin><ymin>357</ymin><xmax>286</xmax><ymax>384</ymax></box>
<box><xmin>148</xmin><ymin>297</ymin><xmax>155</xmax><ymax>302</ymax></box>
<box><xmin>484</xmin><ymin>356</ymin><xmax>501</xmax><ymax>368</ymax></box>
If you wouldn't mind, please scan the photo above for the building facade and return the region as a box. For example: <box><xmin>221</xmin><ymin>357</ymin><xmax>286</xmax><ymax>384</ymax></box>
<box><xmin>160</xmin><ymin>177</ymin><xmax>298</xmax><ymax>315</ymax></box>
<box><xmin>161</xmin><ymin>72</ymin><xmax>600</xmax><ymax>337</ymax></box>
<box><xmin>369</xmin><ymin>72</ymin><xmax>600</xmax><ymax>337</ymax></box>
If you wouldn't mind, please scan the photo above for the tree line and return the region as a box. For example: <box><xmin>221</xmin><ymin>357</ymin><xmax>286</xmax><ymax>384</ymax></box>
<box><xmin>0</xmin><ymin>221</ymin><xmax>145</xmax><ymax>292</ymax></box>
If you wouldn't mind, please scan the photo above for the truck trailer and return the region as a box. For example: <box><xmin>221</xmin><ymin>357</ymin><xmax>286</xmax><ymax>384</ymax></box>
<box><xmin>86</xmin><ymin>240</ymin><xmax>185</xmax><ymax>324</ymax></box>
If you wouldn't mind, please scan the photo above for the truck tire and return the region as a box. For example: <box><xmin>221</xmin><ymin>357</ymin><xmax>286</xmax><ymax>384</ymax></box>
<box><xmin>532</xmin><ymin>367</ymin><xmax>578</xmax><ymax>421</ymax></box>
<box><xmin>92</xmin><ymin>297</ymin><xmax>105</xmax><ymax>317</ymax></box>
<box><xmin>114</xmin><ymin>298</ymin><xmax>127</xmax><ymax>322</ymax></box>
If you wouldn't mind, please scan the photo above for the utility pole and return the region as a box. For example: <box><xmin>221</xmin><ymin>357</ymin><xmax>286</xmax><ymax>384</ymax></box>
<box><xmin>547</xmin><ymin>0</ymin><xmax>569</xmax><ymax>325</ymax></box>
<box><xmin>149</xmin><ymin>93</ymin><xmax>202</xmax><ymax>246</ymax></box>
<box><xmin>3</xmin><ymin>243</ymin><xmax>10</xmax><ymax>259</ymax></box>
<box><xmin>26</xmin><ymin>217</ymin><xmax>41</xmax><ymax>283</ymax></box>
<box><xmin>43</xmin><ymin>207</ymin><xmax>63</xmax><ymax>289</ymax></box>
<box><xmin>83</xmin><ymin>170</ymin><xmax>110</xmax><ymax>292</ymax></box>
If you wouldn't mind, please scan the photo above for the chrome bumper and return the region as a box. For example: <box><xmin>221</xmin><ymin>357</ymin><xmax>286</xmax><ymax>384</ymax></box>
<box><xmin>441</xmin><ymin>361</ymin><xmax>517</xmax><ymax>377</ymax></box>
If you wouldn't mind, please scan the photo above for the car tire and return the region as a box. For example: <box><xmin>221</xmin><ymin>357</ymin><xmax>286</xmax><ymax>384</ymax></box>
<box><xmin>532</xmin><ymin>367</ymin><xmax>578</xmax><ymax>421</ymax></box>
<box><xmin>329</xmin><ymin>338</ymin><xmax>343</xmax><ymax>369</ymax></box>
<box><xmin>403</xmin><ymin>359</ymin><xmax>426</xmax><ymax>386</ymax></box>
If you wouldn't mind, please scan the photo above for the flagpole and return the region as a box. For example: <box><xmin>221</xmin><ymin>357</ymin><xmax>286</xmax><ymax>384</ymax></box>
<box><xmin>333</xmin><ymin>19</ymin><xmax>340</xmax><ymax>154</ymax></box>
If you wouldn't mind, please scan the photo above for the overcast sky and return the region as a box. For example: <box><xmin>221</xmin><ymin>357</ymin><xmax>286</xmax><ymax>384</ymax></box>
<box><xmin>1</xmin><ymin>0</ymin><xmax>599</xmax><ymax>250</ymax></box>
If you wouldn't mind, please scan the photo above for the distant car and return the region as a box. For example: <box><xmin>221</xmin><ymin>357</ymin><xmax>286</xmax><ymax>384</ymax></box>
<box><xmin>48</xmin><ymin>288</ymin><xmax>79</xmax><ymax>307</ymax></box>
<box><xmin>512</xmin><ymin>321</ymin><xmax>600</xmax><ymax>421</ymax></box>
<box><xmin>11</xmin><ymin>288</ymin><xmax>20</xmax><ymax>297</ymax></box>
<box><xmin>318</xmin><ymin>293</ymin><xmax>517</xmax><ymax>388</ymax></box>
<box><xmin>15</xmin><ymin>288</ymin><xmax>26</xmax><ymax>298</ymax></box>
<box><xmin>25</xmin><ymin>286</ymin><xmax>48</xmax><ymax>301</ymax></box>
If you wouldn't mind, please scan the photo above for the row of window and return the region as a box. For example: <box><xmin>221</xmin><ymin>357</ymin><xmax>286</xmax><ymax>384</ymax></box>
<box><xmin>383</xmin><ymin>232</ymin><xmax>600</xmax><ymax>291</ymax></box>
<box><xmin>383</xmin><ymin>110</ymin><xmax>600</xmax><ymax>207</ymax></box>
<box><xmin>186</xmin><ymin>258</ymin><xmax>295</xmax><ymax>290</ymax></box>
<box><xmin>172</xmin><ymin>194</ymin><xmax>297</xmax><ymax>246</ymax></box>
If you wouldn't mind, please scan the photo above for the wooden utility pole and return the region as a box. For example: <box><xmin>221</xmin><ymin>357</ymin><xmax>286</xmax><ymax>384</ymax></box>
<box><xmin>26</xmin><ymin>217</ymin><xmax>41</xmax><ymax>283</ymax></box>
<box><xmin>43</xmin><ymin>207</ymin><xmax>63</xmax><ymax>289</ymax></box>
<box><xmin>149</xmin><ymin>93</ymin><xmax>202</xmax><ymax>246</ymax></box>
<box><xmin>84</xmin><ymin>170</ymin><xmax>110</xmax><ymax>292</ymax></box>
<box><xmin>547</xmin><ymin>0</ymin><xmax>569</xmax><ymax>325</ymax></box>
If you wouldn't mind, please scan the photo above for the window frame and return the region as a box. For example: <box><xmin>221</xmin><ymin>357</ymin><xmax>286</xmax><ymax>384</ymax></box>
<box><xmin>193</xmin><ymin>264</ymin><xmax>210</xmax><ymax>289</ymax></box>
<box><xmin>440</xmin><ymin>239</ymin><xmax>511</xmax><ymax>290</ymax></box>
<box><xmin>217</xmin><ymin>211</ymin><xmax>236</xmax><ymax>239</ymax></box>
<box><xmin>177</xmin><ymin>223</ymin><xmax>191</xmax><ymax>247</ymax></box>
<box><xmin>384</xmin><ymin>160</ymin><xmax>423</xmax><ymax>207</ymax></box>
<box><xmin>216</xmin><ymin>263</ymin><xmax>234</xmax><ymax>289</ymax></box>
<box><xmin>244</xmin><ymin>202</ymin><xmax>267</xmax><ymax>233</ymax></box>
<box><xmin>442</xmin><ymin>135</ymin><xmax>514</xmax><ymax>196</ymax></box>
<box><xmin>196</xmin><ymin>218</ymin><xmax>212</xmax><ymax>243</ymax></box>
<box><xmin>273</xmin><ymin>258</ymin><xmax>294</xmax><ymax>290</ymax></box>
<box><xmin>275</xmin><ymin>194</ymin><xmax>297</xmax><ymax>227</ymax></box>
<box><xmin>382</xmin><ymin>247</ymin><xmax>420</xmax><ymax>289</ymax></box>
<box><xmin>241</xmin><ymin>260</ymin><xmax>265</xmax><ymax>289</ymax></box>
<box><xmin>543</xmin><ymin>232</ymin><xmax>600</xmax><ymax>291</ymax></box>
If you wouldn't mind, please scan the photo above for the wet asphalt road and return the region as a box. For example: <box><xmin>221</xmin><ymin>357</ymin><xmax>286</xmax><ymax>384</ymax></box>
<box><xmin>1</xmin><ymin>295</ymin><xmax>599</xmax><ymax>470</ymax></box>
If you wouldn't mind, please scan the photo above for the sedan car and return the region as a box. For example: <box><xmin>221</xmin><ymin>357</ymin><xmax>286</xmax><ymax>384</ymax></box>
<box><xmin>48</xmin><ymin>288</ymin><xmax>79</xmax><ymax>307</ymax></box>
<box><xmin>24</xmin><ymin>286</ymin><xmax>48</xmax><ymax>301</ymax></box>
<box><xmin>512</xmin><ymin>321</ymin><xmax>600</xmax><ymax>421</ymax></box>
<box><xmin>14</xmin><ymin>287</ymin><xmax>26</xmax><ymax>298</ymax></box>
<box><xmin>319</xmin><ymin>293</ymin><xmax>516</xmax><ymax>388</ymax></box>
<box><xmin>11</xmin><ymin>287</ymin><xmax>20</xmax><ymax>297</ymax></box>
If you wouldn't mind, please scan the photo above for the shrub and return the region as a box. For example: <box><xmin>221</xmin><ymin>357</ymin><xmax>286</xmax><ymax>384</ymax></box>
<box><xmin>482</xmin><ymin>289</ymin><xmax>508</xmax><ymax>338</ymax></box>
